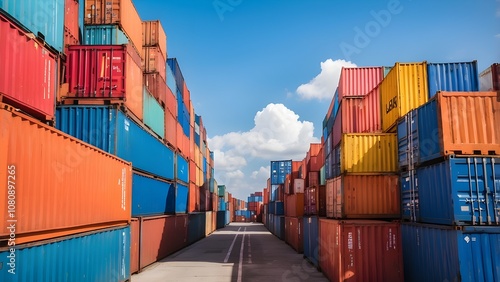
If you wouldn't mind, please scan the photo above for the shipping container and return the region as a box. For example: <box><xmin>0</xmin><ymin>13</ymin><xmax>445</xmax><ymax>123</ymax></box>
<box><xmin>337</xmin><ymin>67</ymin><xmax>383</xmax><ymax>99</ymax></box>
<box><xmin>131</xmin><ymin>172</ymin><xmax>175</xmax><ymax>216</ymax></box>
<box><xmin>142</xmin><ymin>46</ymin><xmax>166</xmax><ymax>80</ymax></box>
<box><xmin>83</xmin><ymin>24</ymin><xmax>129</xmax><ymax>45</ymax></box>
<box><xmin>0</xmin><ymin>0</ymin><xmax>64</xmax><ymax>52</ymax></box>
<box><xmin>319</xmin><ymin>219</ymin><xmax>404</xmax><ymax>282</ymax></box>
<box><xmin>410</xmin><ymin>157</ymin><xmax>500</xmax><ymax>225</ymax></box>
<box><xmin>339</xmin><ymin>134</ymin><xmax>398</xmax><ymax>174</ymax></box>
<box><xmin>176</xmin><ymin>154</ymin><xmax>189</xmax><ymax>184</ymax></box>
<box><xmin>271</xmin><ymin>160</ymin><xmax>292</xmax><ymax>185</ymax></box>
<box><xmin>427</xmin><ymin>61</ymin><xmax>479</xmax><ymax>98</ymax></box>
<box><xmin>318</xmin><ymin>185</ymin><xmax>327</xmax><ymax>217</ymax></box>
<box><xmin>216</xmin><ymin>211</ymin><xmax>227</xmax><ymax>229</ymax></box>
<box><xmin>303</xmin><ymin>216</ymin><xmax>319</xmax><ymax>268</ymax></box>
<box><xmin>397</xmin><ymin>109</ymin><xmax>418</xmax><ymax>169</ymax></box>
<box><xmin>381</xmin><ymin>62</ymin><xmax>428</xmax><ymax>132</ymax></box>
<box><xmin>273</xmin><ymin>215</ymin><xmax>285</xmax><ymax>240</ymax></box>
<box><xmin>167</xmin><ymin>58</ymin><xmax>185</xmax><ymax>96</ymax></box>
<box><xmin>285</xmin><ymin>217</ymin><xmax>303</xmax><ymax>253</ymax></box>
<box><xmin>285</xmin><ymin>194</ymin><xmax>304</xmax><ymax>217</ymax></box>
<box><xmin>144</xmin><ymin>72</ymin><xmax>167</xmax><ymax>110</ymax></box>
<box><xmin>187</xmin><ymin>212</ymin><xmax>206</xmax><ymax>245</ymax></box>
<box><xmin>479</xmin><ymin>63</ymin><xmax>500</xmax><ymax>91</ymax></box>
<box><xmin>84</xmin><ymin>0</ymin><xmax>142</xmax><ymax>56</ymax></box>
<box><xmin>400</xmin><ymin>170</ymin><xmax>419</xmax><ymax>222</ymax></box>
<box><xmin>218</xmin><ymin>185</ymin><xmax>226</xmax><ymax>197</ymax></box>
<box><xmin>205</xmin><ymin>211</ymin><xmax>214</xmax><ymax>236</ymax></box>
<box><xmin>64</xmin><ymin>0</ymin><xmax>80</xmax><ymax>45</ymax></box>
<box><xmin>0</xmin><ymin>14</ymin><xmax>57</xmax><ymax>121</ymax></box>
<box><xmin>304</xmin><ymin>187</ymin><xmax>317</xmax><ymax>215</ymax></box>
<box><xmin>139</xmin><ymin>215</ymin><xmax>188</xmax><ymax>270</ymax></box>
<box><xmin>0</xmin><ymin>106</ymin><xmax>132</xmax><ymax>244</ymax></box>
<box><xmin>417</xmin><ymin>91</ymin><xmax>500</xmax><ymax>164</ymax></box>
<box><xmin>143</xmin><ymin>87</ymin><xmax>165</xmax><ymax>139</ymax></box>
<box><xmin>176</xmin><ymin>183</ymin><xmax>189</xmax><ymax>214</ymax></box>
<box><xmin>56</xmin><ymin>105</ymin><xmax>175</xmax><ymax>179</ymax></box>
<box><xmin>0</xmin><ymin>226</ymin><xmax>130</xmax><ymax>281</ymax></box>
<box><xmin>326</xmin><ymin>175</ymin><xmax>400</xmax><ymax>219</ymax></box>
<box><xmin>64</xmin><ymin>45</ymin><xmax>144</xmax><ymax>119</ymax></box>
<box><xmin>130</xmin><ymin>218</ymin><xmax>140</xmax><ymax>274</ymax></box>
<box><xmin>165</xmin><ymin>108</ymin><xmax>177</xmax><ymax>149</ymax></box>
<box><xmin>142</xmin><ymin>20</ymin><xmax>167</xmax><ymax>59</ymax></box>
<box><xmin>402</xmin><ymin>223</ymin><xmax>500</xmax><ymax>282</ymax></box>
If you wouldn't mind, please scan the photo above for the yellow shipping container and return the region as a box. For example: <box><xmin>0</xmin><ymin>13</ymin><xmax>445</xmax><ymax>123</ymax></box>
<box><xmin>380</xmin><ymin>62</ymin><xmax>428</xmax><ymax>132</ymax></box>
<box><xmin>341</xmin><ymin>133</ymin><xmax>398</xmax><ymax>173</ymax></box>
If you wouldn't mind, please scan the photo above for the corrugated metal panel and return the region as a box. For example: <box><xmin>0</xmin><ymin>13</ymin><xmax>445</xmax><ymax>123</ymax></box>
<box><xmin>142</xmin><ymin>46</ymin><xmax>166</xmax><ymax>80</ymax></box>
<box><xmin>139</xmin><ymin>215</ymin><xmax>187</xmax><ymax>270</ymax></box>
<box><xmin>142</xmin><ymin>20</ymin><xmax>167</xmax><ymax>60</ymax></box>
<box><xmin>285</xmin><ymin>217</ymin><xmax>303</xmax><ymax>253</ymax></box>
<box><xmin>273</xmin><ymin>215</ymin><xmax>285</xmax><ymax>240</ymax></box>
<box><xmin>338</xmin><ymin>67</ymin><xmax>384</xmax><ymax>99</ymax></box>
<box><xmin>340</xmin><ymin>134</ymin><xmax>398</xmax><ymax>174</ymax></box>
<box><xmin>326</xmin><ymin>179</ymin><xmax>334</xmax><ymax>218</ymax></box>
<box><xmin>402</xmin><ymin>223</ymin><xmax>500</xmax><ymax>282</ymax></box>
<box><xmin>176</xmin><ymin>154</ymin><xmax>189</xmax><ymax>184</ymax></box>
<box><xmin>427</xmin><ymin>61</ymin><xmax>479</xmax><ymax>98</ymax></box>
<box><xmin>165</xmin><ymin>108</ymin><xmax>177</xmax><ymax>149</ymax></box>
<box><xmin>359</xmin><ymin>84</ymin><xmax>382</xmax><ymax>133</ymax></box>
<box><xmin>397</xmin><ymin>109</ymin><xmax>418</xmax><ymax>169</ymax></box>
<box><xmin>284</xmin><ymin>194</ymin><xmax>304</xmax><ymax>217</ymax></box>
<box><xmin>176</xmin><ymin>183</ymin><xmax>189</xmax><ymax>214</ymax></box>
<box><xmin>418</xmin><ymin>91</ymin><xmax>500</xmax><ymax>163</ymax></box>
<box><xmin>187</xmin><ymin>212</ymin><xmax>205</xmax><ymax>245</ymax></box>
<box><xmin>132</xmin><ymin>172</ymin><xmax>175</xmax><ymax>216</ymax></box>
<box><xmin>144</xmin><ymin>72</ymin><xmax>168</xmax><ymax>112</ymax></box>
<box><xmin>0</xmin><ymin>226</ymin><xmax>130</xmax><ymax>281</ymax></box>
<box><xmin>320</xmin><ymin>166</ymin><xmax>326</xmax><ymax>185</ymax></box>
<box><xmin>64</xmin><ymin>0</ymin><xmax>79</xmax><ymax>42</ymax></box>
<box><xmin>479</xmin><ymin>63</ymin><xmax>500</xmax><ymax>91</ymax></box>
<box><xmin>143</xmin><ymin>87</ymin><xmax>165</xmax><ymax>139</ymax></box>
<box><xmin>400</xmin><ymin>170</ymin><xmax>419</xmax><ymax>222</ymax></box>
<box><xmin>84</xmin><ymin>0</ymin><xmax>142</xmax><ymax>57</ymax></box>
<box><xmin>303</xmin><ymin>216</ymin><xmax>319</xmax><ymax>268</ymax></box>
<box><xmin>417</xmin><ymin>157</ymin><xmax>500</xmax><ymax>225</ymax></box>
<box><xmin>205</xmin><ymin>211</ymin><xmax>214</xmax><ymax>236</ymax></box>
<box><xmin>167</xmin><ymin>58</ymin><xmax>185</xmax><ymax>95</ymax></box>
<box><xmin>328</xmin><ymin>175</ymin><xmax>400</xmax><ymax>219</ymax></box>
<box><xmin>319</xmin><ymin>219</ymin><xmax>404</xmax><ymax>282</ymax></box>
<box><xmin>0</xmin><ymin>0</ymin><xmax>64</xmax><ymax>52</ymax></box>
<box><xmin>381</xmin><ymin>62</ymin><xmax>428</xmax><ymax>132</ymax></box>
<box><xmin>271</xmin><ymin>160</ymin><xmax>292</xmax><ymax>185</ymax></box>
<box><xmin>130</xmin><ymin>218</ymin><xmax>140</xmax><ymax>274</ymax></box>
<box><xmin>0</xmin><ymin>106</ymin><xmax>132</xmax><ymax>244</ymax></box>
<box><xmin>216</xmin><ymin>211</ymin><xmax>226</xmax><ymax>229</ymax></box>
<box><xmin>0</xmin><ymin>14</ymin><xmax>57</xmax><ymax>121</ymax></box>
<box><xmin>56</xmin><ymin>105</ymin><xmax>174</xmax><ymax>179</ymax></box>
<box><xmin>83</xmin><ymin>24</ymin><xmax>129</xmax><ymax>45</ymax></box>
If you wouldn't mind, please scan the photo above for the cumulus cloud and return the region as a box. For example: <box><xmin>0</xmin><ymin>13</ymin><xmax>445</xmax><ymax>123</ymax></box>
<box><xmin>251</xmin><ymin>166</ymin><xmax>270</xmax><ymax>180</ymax></box>
<box><xmin>212</xmin><ymin>150</ymin><xmax>247</xmax><ymax>171</ymax></box>
<box><xmin>296</xmin><ymin>59</ymin><xmax>357</xmax><ymax>100</ymax></box>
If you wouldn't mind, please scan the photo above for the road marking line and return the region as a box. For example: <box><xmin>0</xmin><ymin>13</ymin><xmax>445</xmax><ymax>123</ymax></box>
<box><xmin>237</xmin><ymin>227</ymin><xmax>247</xmax><ymax>282</ymax></box>
<box><xmin>224</xmin><ymin>227</ymin><xmax>241</xmax><ymax>263</ymax></box>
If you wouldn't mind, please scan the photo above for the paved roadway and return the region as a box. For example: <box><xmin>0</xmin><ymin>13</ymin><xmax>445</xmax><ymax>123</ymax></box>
<box><xmin>131</xmin><ymin>222</ymin><xmax>328</xmax><ymax>282</ymax></box>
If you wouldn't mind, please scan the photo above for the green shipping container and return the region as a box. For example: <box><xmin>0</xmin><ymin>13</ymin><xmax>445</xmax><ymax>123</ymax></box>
<box><xmin>143</xmin><ymin>87</ymin><xmax>165</xmax><ymax>139</ymax></box>
<box><xmin>218</xmin><ymin>185</ymin><xmax>226</xmax><ymax>197</ymax></box>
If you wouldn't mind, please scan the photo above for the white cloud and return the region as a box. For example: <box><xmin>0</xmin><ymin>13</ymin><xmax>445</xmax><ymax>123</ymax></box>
<box><xmin>212</xmin><ymin>150</ymin><xmax>247</xmax><ymax>171</ymax></box>
<box><xmin>251</xmin><ymin>166</ymin><xmax>270</xmax><ymax>180</ymax></box>
<box><xmin>296</xmin><ymin>59</ymin><xmax>357</xmax><ymax>100</ymax></box>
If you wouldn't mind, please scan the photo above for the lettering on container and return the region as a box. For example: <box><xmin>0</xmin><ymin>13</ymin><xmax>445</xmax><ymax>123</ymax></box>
<box><xmin>347</xmin><ymin>231</ymin><xmax>353</xmax><ymax>250</ymax></box>
<box><xmin>386</xmin><ymin>96</ymin><xmax>398</xmax><ymax>113</ymax></box>
<box><xmin>357</xmin><ymin>228</ymin><xmax>362</xmax><ymax>250</ymax></box>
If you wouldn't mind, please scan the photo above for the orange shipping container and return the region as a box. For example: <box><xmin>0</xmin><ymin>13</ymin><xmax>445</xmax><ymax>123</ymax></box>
<box><xmin>285</xmin><ymin>217</ymin><xmax>303</xmax><ymax>253</ymax></box>
<box><xmin>188</xmin><ymin>183</ymin><xmax>197</xmax><ymax>212</ymax></box>
<box><xmin>142</xmin><ymin>46</ymin><xmax>166</xmax><ymax>80</ymax></box>
<box><xmin>142</xmin><ymin>20</ymin><xmax>167</xmax><ymax>60</ymax></box>
<box><xmin>64</xmin><ymin>0</ymin><xmax>79</xmax><ymax>52</ymax></box>
<box><xmin>166</xmin><ymin>85</ymin><xmax>177</xmax><ymax>118</ymax></box>
<box><xmin>84</xmin><ymin>0</ymin><xmax>143</xmax><ymax>58</ymax></box>
<box><xmin>0</xmin><ymin>106</ymin><xmax>132</xmax><ymax>244</ymax></box>
<box><xmin>189</xmin><ymin>160</ymin><xmax>196</xmax><ymax>185</ymax></box>
<box><xmin>130</xmin><ymin>218</ymin><xmax>140</xmax><ymax>274</ymax></box>
<box><xmin>285</xmin><ymin>193</ymin><xmax>304</xmax><ymax>217</ymax></box>
<box><xmin>184</xmin><ymin>82</ymin><xmax>191</xmax><ymax>111</ymax></box>
<box><xmin>165</xmin><ymin>109</ymin><xmax>177</xmax><ymax>149</ymax></box>
<box><xmin>144</xmin><ymin>72</ymin><xmax>167</xmax><ymax>108</ymax></box>
<box><xmin>326</xmin><ymin>175</ymin><xmax>400</xmax><ymax>219</ymax></box>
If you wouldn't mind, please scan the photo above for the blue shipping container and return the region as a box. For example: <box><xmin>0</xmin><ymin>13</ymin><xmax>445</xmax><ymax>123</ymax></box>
<box><xmin>83</xmin><ymin>24</ymin><xmax>129</xmax><ymax>45</ymax></box>
<box><xmin>176</xmin><ymin>183</ymin><xmax>189</xmax><ymax>214</ymax></box>
<box><xmin>218</xmin><ymin>198</ymin><xmax>227</xmax><ymax>211</ymax></box>
<box><xmin>268</xmin><ymin>214</ymin><xmax>275</xmax><ymax>234</ymax></box>
<box><xmin>187</xmin><ymin>213</ymin><xmax>206</xmax><ymax>245</ymax></box>
<box><xmin>400</xmin><ymin>170</ymin><xmax>419</xmax><ymax>222</ymax></box>
<box><xmin>209</xmin><ymin>178</ymin><xmax>215</xmax><ymax>193</ymax></box>
<box><xmin>167</xmin><ymin>58</ymin><xmax>185</xmax><ymax>95</ymax></box>
<box><xmin>427</xmin><ymin>61</ymin><xmax>479</xmax><ymax>99</ymax></box>
<box><xmin>132</xmin><ymin>173</ymin><xmax>176</xmax><ymax>216</ymax></box>
<box><xmin>275</xmin><ymin>201</ymin><xmax>285</xmax><ymax>216</ymax></box>
<box><xmin>397</xmin><ymin>109</ymin><xmax>419</xmax><ymax>169</ymax></box>
<box><xmin>176</xmin><ymin>154</ymin><xmax>189</xmax><ymax>183</ymax></box>
<box><xmin>271</xmin><ymin>160</ymin><xmax>292</xmax><ymax>185</ymax></box>
<box><xmin>56</xmin><ymin>106</ymin><xmax>175</xmax><ymax>180</ymax></box>
<box><xmin>273</xmin><ymin>215</ymin><xmax>285</xmax><ymax>240</ymax></box>
<box><xmin>303</xmin><ymin>216</ymin><xmax>319</xmax><ymax>268</ymax></box>
<box><xmin>415</xmin><ymin>157</ymin><xmax>500</xmax><ymax>225</ymax></box>
<box><xmin>166</xmin><ymin>60</ymin><xmax>177</xmax><ymax>94</ymax></box>
<box><xmin>269</xmin><ymin>201</ymin><xmax>276</xmax><ymax>214</ymax></box>
<box><xmin>216</xmin><ymin>211</ymin><xmax>227</xmax><ymax>229</ymax></box>
<box><xmin>0</xmin><ymin>226</ymin><xmax>130</xmax><ymax>281</ymax></box>
<box><xmin>1</xmin><ymin>0</ymin><xmax>64</xmax><ymax>52</ymax></box>
<box><xmin>402</xmin><ymin>223</ymin><xmax>500</xmax><ymax>282</ymax></box>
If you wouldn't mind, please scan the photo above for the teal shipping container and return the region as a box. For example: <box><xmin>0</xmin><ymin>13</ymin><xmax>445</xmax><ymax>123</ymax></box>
<box><xmin>0</xmin><ymin>0</ymin><xmax>64</xmax><ymax>52</ymax></box>
<box><xmin>218</xmin><ymin>185</ymin><xmax>226</xmax><ymax>197</ymax></box>
<box><xmin>0</xmin><ymin>226</ymin><xmax>130</xmax><ymax>281</ymax></box>
<box><xmin>83</xmin><ymin>24</ymin><xmax>129</xmax><ymax>45</ymax></box>
<box><xmin>143</xmin><ymin>87</ymin><xmax>165</xmax><ymax>139</ymax></box>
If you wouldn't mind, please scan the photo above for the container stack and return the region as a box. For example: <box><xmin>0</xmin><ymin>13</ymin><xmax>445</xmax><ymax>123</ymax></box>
<box><xmin>319</xmin><ymin>66</ymin><xmax>405</xmax><ymax>282</ymax></box>
<box><xmin>247</xmin><ymin>192</ymin><xmax>263</xmax><ymax>222</ymax></box>
<box><xmin>217</xmin><ymin>185</ymin><xmax>231</xmax><ymax>228</ymax></box>
<box><xmin>0</xmin><ymin>1</ymin><xmax>132</xmax><ymax>279</ymax></box>
<box><xmin>265</xmin><ymin>160</ymin><xmax>292</xmax><ymax>239</ymax></box>
<box><xmin>398</xmin><ymin>61</ymin><xmax>500</xmax><ymax>282</ymax></box>
<box><xmin>283</xmin><ymin>160</ymin><xmax>306</xmax><ymax>253</ymax></box>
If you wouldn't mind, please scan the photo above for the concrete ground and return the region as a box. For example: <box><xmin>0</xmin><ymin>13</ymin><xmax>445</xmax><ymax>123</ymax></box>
<box><xmin>131</xmin><ymin>222</ymin><xmax>328</xmax><ymax>282</ymax></box>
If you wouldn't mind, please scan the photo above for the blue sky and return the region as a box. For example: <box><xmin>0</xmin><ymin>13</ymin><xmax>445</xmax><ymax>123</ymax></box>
<box><xmin>134</xmin><ymin>0</ymin><xmax>500</xmax><ymax>200</ymax></box>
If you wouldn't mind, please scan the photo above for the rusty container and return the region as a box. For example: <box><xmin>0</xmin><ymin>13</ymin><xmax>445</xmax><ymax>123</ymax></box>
<box><xmin>285</xmin><ymin>216</ymin><xmax>303</xmax><ymax>253</ymax></box>
<box><xmin>319</xmin><ymin>218</ymin><xmax>404</xmax><ymax>282</ymax></box>
<box><xmin>285</xmin><ymin>193</ymin><xmax>305</xmax><ymax>217</ymax></box>
<box><xmin>326</xmin><ymin>175</ymin><xmax>400</xmax><ymax>219</ymax></box>
<box><xmin>130</xmin><ymin>218</ymin><xmax>140</xmax><ymax>274</ymax></box>
<box><xmin>0</xmin><ymin>105</ymin><xmax>132</xmax><ymax>245</ymax></box>
<box><xmin>142</xmin><ymin>46</ymin><xmax>166</xmax><ymax>80</ymax></box>
<box><xmin>142</xmin><ymin>20</ymin><xmax>167</xmax><ymax>59</ymax></box>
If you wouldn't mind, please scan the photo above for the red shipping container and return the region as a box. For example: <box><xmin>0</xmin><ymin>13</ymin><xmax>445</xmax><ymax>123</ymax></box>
<box><xmin>285</xmin><ymin>193</ymin><xmax>304</xmax><ymax>217</ymax></box>
<box><xmin>318</xmin><ymin>185</ymin><xmax>326</xmax><ymax>217</ymax></box>
<box><xmin>304</xmin><ymin>187</ymin><xmax>317</xmax><ymax>215</ymax></box>
<box><xmin>309</xmin><ymin>143</ymin><xmax>321</xmax><ymax>157</ymax></box>
<box><xmin>130</xmin><ymin>218</ymin><xmax>140</xmax><ymax>274</ymax></box>
<box><xmin>319</xmin><ymin>219</ymin><xmax>404</xmax><ymax>282</ymax></box>
<box><xmin>479</xmin><ymin>63</ymin><xmax>500</xmax><ymax>91</ymax></box>
<box><xmin>65</xmin><ymin>45</ymin><xmax>144</xmax><ymax>120</ymax></box>
<box><xmin>337</xmin><ymin>67</ymin><xmax>383</xmax><ymax>99</ymax></box>
<box><xmin>255</xmin><ymin>192</ymin><xmax>263</xmax><ymax>197</ymax></box>
<box><xmin>183</xmin><ymin>81</ymin><xmax>190</xmax><ymax>108</ymax></box>
<box><xmin>308</xmin><ymin>171</ymin><xmax>319</xmax><ymax>188</ymax></box>
<box><xmin>188</xmin><ymin>183</ymin><xmax>197</xmax><ymax>212</ymax></box>
<box><xmin>144</xmin><ymin>72</ymin><xmax>167</xmax><ymax>108</ymax></box>
<box><xmin>0</xmin><ymin>14</ymin><xmax>58</xmax><ymax>121</ymax></box>
<box><xmin>64</xmin><ymin>0</ymin><xmax>79</xmax><ymax>41</ymax></box>
<box><xmin>359</xmin><ymin>84</ymin><xmax>382</xmax><ymax>133</ymax></box>
<box><xmin>285</xmin><ymin>217</ymin><xmax>303</xmax><ymax>253</ymax></box>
